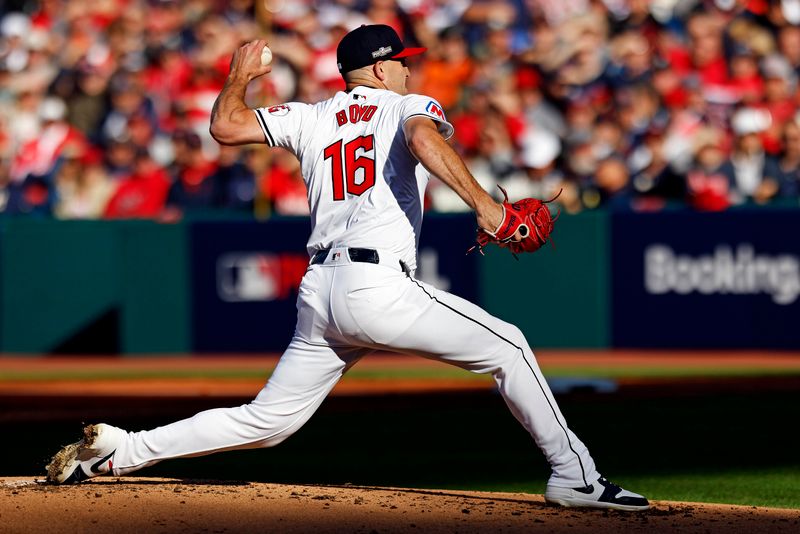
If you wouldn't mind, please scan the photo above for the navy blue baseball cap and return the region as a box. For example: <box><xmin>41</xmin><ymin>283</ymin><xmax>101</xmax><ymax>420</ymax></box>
<box><xmin>336</xmin><ymin>24</ymin><xmax>426</xmax><ymax>74</ymax></box>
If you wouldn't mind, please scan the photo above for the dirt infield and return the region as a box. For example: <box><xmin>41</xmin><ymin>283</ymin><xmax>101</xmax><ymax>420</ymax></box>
<box><xmin>2</xmin><ymin>477</ymin><xmax>798</xmax><ymax>534</ymax></box>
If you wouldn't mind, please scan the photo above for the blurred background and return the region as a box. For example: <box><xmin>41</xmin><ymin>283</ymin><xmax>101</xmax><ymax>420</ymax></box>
<box><xmin>0</xmin><ymin>0</ymin><xmax>799</xmax><ymax>353</ymax></box>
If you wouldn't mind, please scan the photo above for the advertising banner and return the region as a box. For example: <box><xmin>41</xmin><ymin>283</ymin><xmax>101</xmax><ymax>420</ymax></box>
<box><xmin>189</xmin><ymin>218</ymin><xmax>310</xmax><ymax>352</ymax></box>
<box><xmin>611</xmin><ymin>209</ymin><xmax>800</xmax><ymax>348</ymax></box>
<box><xmin>189</xmin><ymin>214</ymin><xmax>478</xmax><ymax>352</ymax></box>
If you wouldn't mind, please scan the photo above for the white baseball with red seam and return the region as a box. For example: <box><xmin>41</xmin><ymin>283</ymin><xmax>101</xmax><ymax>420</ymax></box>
<box><xmin>261</xmin><ymin>45</ymin><xmax>273</xmax><ymax>66</ymax></box>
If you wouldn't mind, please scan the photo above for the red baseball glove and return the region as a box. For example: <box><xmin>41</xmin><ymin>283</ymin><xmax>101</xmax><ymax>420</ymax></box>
<box><xmin>468</xmin><ymin>186</ymin><xmax>561</xmax><ymax>258</ymax></box>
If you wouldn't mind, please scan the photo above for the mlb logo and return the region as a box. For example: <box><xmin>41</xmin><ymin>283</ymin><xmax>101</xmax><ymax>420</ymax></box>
<box><xmin>332</xmin><ymin>252</ymin><xmax>341</xmax><ymax>261</ymax></box>
<box><xmin>425</xmin><ymin>101</ymin><xmax>445</xmax><ymax>120</ymax></box>
<box><xmin>217</xmin><ymin>253</ymin><xmax>280</xmax><ymax>302</ymax></box>
<box><xmin>217</xmin><ymin>252</ymin><xmax>309</xmax><ymax>302</ymax></box>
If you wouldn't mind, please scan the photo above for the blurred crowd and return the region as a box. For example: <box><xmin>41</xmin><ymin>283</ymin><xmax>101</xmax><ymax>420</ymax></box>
<box><xmin>2</xmin><ymin>0</ymin><xmax>800</xmax><ymax>220</ymax></box>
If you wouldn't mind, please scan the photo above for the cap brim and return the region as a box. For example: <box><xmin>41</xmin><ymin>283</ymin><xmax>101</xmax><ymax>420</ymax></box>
<box><xmin>392</xmin><ymin>47</ymin><xmax>427</xmax><ymax>59</ymax></box>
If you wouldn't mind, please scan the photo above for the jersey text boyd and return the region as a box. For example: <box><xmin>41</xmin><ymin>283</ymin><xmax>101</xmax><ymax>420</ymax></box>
<box><xmin>335</xmin><ymin>104</ymin><xmax>378</xmax><ymax>126</ymax></box>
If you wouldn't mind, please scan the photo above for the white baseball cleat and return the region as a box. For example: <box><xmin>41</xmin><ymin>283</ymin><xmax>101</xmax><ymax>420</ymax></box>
<box><xmin>46</xmin><ymin>423</ymin><xmax>126</xmax><ymax>484</ymax></box>
<box><xmin>545</xmin><ymin>477</ymin><xmax>650</xmax><ymax>511</ymax></box>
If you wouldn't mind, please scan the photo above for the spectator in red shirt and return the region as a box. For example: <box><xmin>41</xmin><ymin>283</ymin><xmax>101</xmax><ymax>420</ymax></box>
<box><xmin>262</xmin><ymin>150</ymin><xmax>309</xmax><ymax>216</ymax></box>
<box><xmin>685</xmin><ymin>127</ymin><xmax>735</xmax><ymax>211</ymax></box>
<box><xmin>728</xmin><ymin>46</ymin><xmax>764</xmax><ymax>105</ymax></box>
<box><xmin>10</xmin><ymin>96</ymin><xmax>87</xmax><ymax>184</ymax></box>
<box><xmin>758</xmin><ymin>54</ymin><xmax>798</xmax><ymax>153</ymax></box>
<box><xmin>686</xmin><ymin>10</ymin><xmax>732</xmax><ymax>99</ymax></box>
<box><xmin>103</xmin><ymin>149</ymin><xmax>170</xmax><ymax>219</ymax></box>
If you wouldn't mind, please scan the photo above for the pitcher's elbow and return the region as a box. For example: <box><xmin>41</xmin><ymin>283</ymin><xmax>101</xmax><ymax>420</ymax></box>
<box><xmin>405</xmin><ymin>130</ymin><xmax>427</xmax><ymax>160</ymax></box>
<box><xmin>209</xmin><ymin>122</ymin><xmax>234</xmax><ymax>145</ymax></box>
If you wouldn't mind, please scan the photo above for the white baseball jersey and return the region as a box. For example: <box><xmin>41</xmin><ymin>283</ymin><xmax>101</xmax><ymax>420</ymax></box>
<box><xmin>253</xmin><ymin>86</ymin><xmax>454</xmax><ymax>271</ymax></box>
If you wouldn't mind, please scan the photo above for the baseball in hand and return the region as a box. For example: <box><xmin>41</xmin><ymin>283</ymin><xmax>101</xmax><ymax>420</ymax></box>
<box><xmin>260</xmin><ymin>46</ymin><xmax>273</xmax><ymax>66</ymax></box>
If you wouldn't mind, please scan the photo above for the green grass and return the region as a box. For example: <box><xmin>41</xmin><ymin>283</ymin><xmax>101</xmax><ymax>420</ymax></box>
<box><xmin>443</xmin><ymin>468</ymin><xmax>800</xmax><ymax>509</ymax></box>
<box><xmin>628</xmin><ymin>468</ymin><xmax>800</xmax><ymax>509</ymax></box>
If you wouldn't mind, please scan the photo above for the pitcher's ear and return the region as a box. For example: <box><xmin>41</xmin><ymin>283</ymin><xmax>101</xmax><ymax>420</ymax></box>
<box><xmin>373</xmin><ymin>61</ymin><xmax>388</xmax><ymax>82</ymax></box>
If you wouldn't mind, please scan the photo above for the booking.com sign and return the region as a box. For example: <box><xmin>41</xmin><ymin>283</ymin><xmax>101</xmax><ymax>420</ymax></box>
<box><xmin>644</xmin><ymin>244</ymin><xmax>800</xmax><ymax>306</ymax></box>
<box><xmin>216</xmin><ymin>252</ymin><xmax>308</xmax><ymax>302</ymax></box>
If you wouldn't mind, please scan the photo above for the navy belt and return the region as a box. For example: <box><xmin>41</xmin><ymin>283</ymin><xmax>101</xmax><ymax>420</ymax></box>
<box><xmin>311</xmin><ymin>247</ymin><xmax>380</xmax><ymax>265</ymax></box>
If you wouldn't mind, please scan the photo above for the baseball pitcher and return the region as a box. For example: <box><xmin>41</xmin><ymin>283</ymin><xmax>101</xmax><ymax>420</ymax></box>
<box><xmin>46</xmin><ymin>25</ymin><xmax>648</xmax><ymax>511</ymax></box>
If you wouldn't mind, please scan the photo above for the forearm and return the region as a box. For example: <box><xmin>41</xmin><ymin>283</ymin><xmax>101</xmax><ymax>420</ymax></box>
<box><xmin>406</xmin><ymin>120</ymin><xmax>502</xmax><ymax>231</ymax></box>
<box><xmin>209</xmin><ymin>39</ymin><xmax>271</xmax><ymax>145</ymax></box>
<box><xmin>411</xmin><ymin>135</ymin><xmax>482</xmax><ymax>207</ymax></box>
<box><xmin>211</xmin><ymin>78</ymin><xmax>247</xmax><ymax>123</ymax></box>
<box><xmin>209</xmin><ymin>78</ymin><xmax>253</xmax><ymax>144</ymax></box>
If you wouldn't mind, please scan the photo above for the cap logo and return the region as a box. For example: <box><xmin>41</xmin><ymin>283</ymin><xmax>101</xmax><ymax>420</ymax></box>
<box><xmin>371</xmin><ymin>46</ymin><xmax>393</xmax><ymax>58</ymax></box>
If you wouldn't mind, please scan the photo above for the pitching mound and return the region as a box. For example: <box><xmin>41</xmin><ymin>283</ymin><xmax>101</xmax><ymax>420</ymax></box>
<box><xmin>2</xmin><ymin>477</ymin><xmax>798</xmax><ymax>533</ymax></box>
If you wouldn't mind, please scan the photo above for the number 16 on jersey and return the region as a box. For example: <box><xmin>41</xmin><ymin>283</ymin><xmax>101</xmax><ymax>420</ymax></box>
<box><xmin>323</xmin><ymin>135</ymin><xmax>376</xmax><ymax>201</ymax></box>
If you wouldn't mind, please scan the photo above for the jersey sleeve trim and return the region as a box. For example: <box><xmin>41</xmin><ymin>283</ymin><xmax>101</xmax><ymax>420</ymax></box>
<box><xmin>403</xmin><ymin>113</ymin><xmax>455</xmax><ymax>141</ymax></box>
<box><xmin>253</xmin><ymin>109</ymin><xmax>276</xmax><ymax>147</ymax></box>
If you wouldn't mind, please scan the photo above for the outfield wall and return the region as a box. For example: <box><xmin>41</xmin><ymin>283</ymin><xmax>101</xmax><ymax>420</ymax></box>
<box><xmin>1</xmin><ymin>209</ymin><xmax>798</xmax><ymax>354</ymax></box>
<box><xmin>0</xmin><ymin>219</ymin><xmax>190</xmax><ymax>354</ymax></box>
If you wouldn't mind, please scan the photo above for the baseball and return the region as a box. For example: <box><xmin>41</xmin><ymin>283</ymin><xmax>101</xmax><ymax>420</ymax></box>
<box><xmin>260</xmin><ymin>45</ymin><xmax>273</xmax><ymax>66</ymax></box>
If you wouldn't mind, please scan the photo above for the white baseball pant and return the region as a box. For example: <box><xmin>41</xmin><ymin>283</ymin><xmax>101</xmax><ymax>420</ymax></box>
<box><xmin>111</xmin><ymin>247</ymin><xmax>600</xmax><ymax>488</ymax></box>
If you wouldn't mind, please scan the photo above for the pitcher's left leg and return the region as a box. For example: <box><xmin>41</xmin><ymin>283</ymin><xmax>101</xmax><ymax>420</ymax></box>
<box><xmin>384</xmin><ymin>278</ymin><xmax>647</xmax><ymax>509</ymax></box>
<box><xmin>381</xmin><ymin>277</ymin><xmax>599</xmax><ymax>488</ymax></box>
